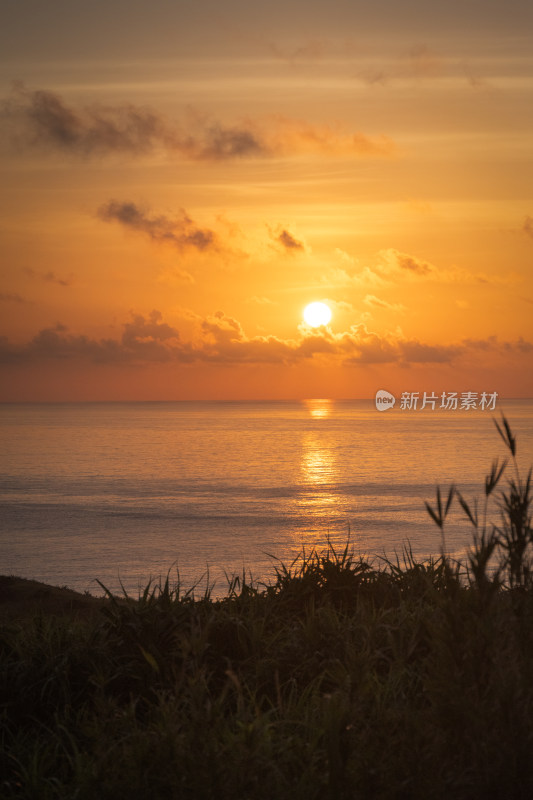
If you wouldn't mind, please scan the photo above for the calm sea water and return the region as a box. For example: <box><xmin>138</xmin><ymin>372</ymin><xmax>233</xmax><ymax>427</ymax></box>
<box><xmin>1</xmin><ymin>399</ymin><xmax>532</xmax><ymax>598</ymax></box>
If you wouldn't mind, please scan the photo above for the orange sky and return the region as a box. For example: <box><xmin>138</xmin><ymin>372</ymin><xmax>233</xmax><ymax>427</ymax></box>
<box><xmin>1</xmin><ymin>0</ymin><xmax>533</xmax><ymax>400</ymax></box>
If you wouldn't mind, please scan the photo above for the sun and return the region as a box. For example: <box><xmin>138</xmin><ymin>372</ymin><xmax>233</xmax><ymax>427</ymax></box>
<box><xmin>303</xmin><ymin>301</ymin><xmax>332</xmax><ymax>328</ymax></box>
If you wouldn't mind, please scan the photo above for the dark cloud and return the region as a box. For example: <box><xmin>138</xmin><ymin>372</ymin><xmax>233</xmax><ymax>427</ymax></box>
<box><xmin>98</xmin><ymin>201</ymin><xmax>218</xmax><ymax>252</ymax></box>
<box><xmin>0</xmin><ymin>292</ymin><xmax>26</xmax><ymax>303</ymax></box>
<box><xmin>335</xmin><ymin>324</ymin><xmax>401</xmax><ymax>364</ymax></box>
<box><xmin>268</xmin><ymin>39</ymin><xmax>326</xmax><ymax>64</ymax></box>
<box><xmin>460</xmin><ymin>61</ymin><xmax>491</xmax><ymax>90</ymax></box>
<box><xmin>462</xmin><ymin>336</ymin><xmax>533</xmax><ymax>355</ymax></box>
<box><xmin>4</xmin><ymin>310</ymin><xmax>530</xmax><ymax>370</ymax></box>
<box><xmin>393</xmin><ymin>251</ymin><xmax>433</xmax><ymax>275</ymax></box>
<box><xmin>24</xmin><ymin>267</ymin><xmax>71</xmax><ymax>286</ymax></box>
<box><xmin>399</xmin><ymin>340</ymin><xmax>460</xmax><ymax>363</ymax></box>
<box><xmin>0</xmin><ymin>312</ymin><xmax>191</xmax><ymax>366</ymax></box>
<box><xmin>375</xmin><ymin>247</ymin><xmax>434</xmax><ymax>278</ymax></box>
<box><xmin>1</xmin><ymin>84</ymin><xmax>167</xmax><ymax>157</ymax></box>
<box><xmin>197</xmin><ymin>311</ymin><xmax>296</xmax><ymax>364</ymax></box>
<box><xmin>406</xmin><ymin>45</ymin><xmax>441</xmax><ymax>79</ymax></box>
<box><xmin>276</xmin><ymin>229</ymin><xmax>305</xmax><ymax>252</ymax></box>
<box><xmin>523</xmin><ymin>216</ymin><xmax>533</xmax><ymax>241</ymax></box>
<box><xmin>503</xmin><ymin>337</ymin><xmax>533</xmax><ymax>353</ymax></box>
<box><xmin>361</xmin><ymin>44</ymin><xmax>441</xmax><ymax>87</ymax></box>
<box><xmin>462</xmin><ymin>335</ymin><xmax>499</xmax><ymax>351</ymax></box>
<box><xmin>0</xmin><ymin>84</ymin><xmax>268</xmax><ymax>161</ymax></box>
<box><xmin>361</xmin><ymin>70</ymin><xmax>389</xmax><ymax>87</ymax></box>
<box><xmin>1</xmin><ymin>85</ymin><xmax>395</xmax><ymax>162</ymax></box>
<box><xmin>180</xmin><ymin>122</ymin><xmax>267</xmax><ymax>160</ymax></box>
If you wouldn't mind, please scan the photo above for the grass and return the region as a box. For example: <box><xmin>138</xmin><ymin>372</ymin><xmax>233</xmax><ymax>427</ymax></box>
<box><xmin>1</xmin><ymin>415</ymin><xmax>533</xmax><ymax>798</ymax></box>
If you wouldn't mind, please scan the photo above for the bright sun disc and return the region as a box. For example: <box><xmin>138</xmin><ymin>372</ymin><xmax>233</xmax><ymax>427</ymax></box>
<box><xmin>303</xmin><ymin>302</ymin><xmax>332</xmax><ymax>327</ymax></box>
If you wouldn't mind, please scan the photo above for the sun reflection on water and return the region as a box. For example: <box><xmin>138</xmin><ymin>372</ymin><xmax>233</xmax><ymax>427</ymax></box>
<box><xmin>300</xmin><ymin>399</ymin><xmax>339</xmax><ymax>514</ymax></box>
<box><xmin>303</xmin><ymin>398</ymin><xmax>333</xmax><ymax>419</ymax></box>
<box><xmin>299</xmin><ymin>433</ymin><xmax>338</xmax><ymax>510</ymax></box>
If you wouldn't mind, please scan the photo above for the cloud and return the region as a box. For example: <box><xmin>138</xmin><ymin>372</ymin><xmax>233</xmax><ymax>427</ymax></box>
<box><xmin>0</xmin><ymin>292</ymin><xmax>26</xmax><ymax>303</ymax></box>
<box><xmin>193</xmin><ymin>311</ymin><xmax>291</xmax><ymax>364</ymax></box>
<box><xmin>460</xmin><ymin>61</ymin><xmax>492</xmax><ymax>90</ymax></box>
<box><xmin>273</xmin><ymin>228</ymin><xmax>305</xmax><ymax>252</ymax></box>
<box><xmin>360</xmin><ymin>44</ymin><xmax>442</xmax><ymax>87</ymax></box>
<box><xmin>504</xmin><ymin>337</ymin><xmax>533</xmax><ymax>354</ymax></box>
<box><xmin>320</xmin><ymin>250</ymin><xmax>386</xmax><ymax>289</ymax></box>
<box><xmin>328</xmin><ymin>299</ymin><xmax>354</xmax><ymax>314</ymax></box>
<box><xmin>98</xmin><ymin>201</ymin><xmax>218</xmax><ymax>252</ymax></box>
<box><xmin>321</xmin><ymin>246</ymin><xmax>505</xmax><ymax>291</ymax></box>
<box><xmin>0</xmin><ymin>311</ymin><xmax>191</xmax><ymax>366</ymax></box>
<box><xmin>405</xmin><ymin>45</ymin><xmax>442</xmax><ymax>79</ymax></box>
<box><xmin>268</xmin><ymin>39</ymin><xmax>327</xmax><ymax>64</ymax></box>
<box><xmin>246</xmin><ymin>296</ymin><xmax>276</xmax><ymax>305</ymax></box>
<box><xmin>24</xmin><ymin>267</ymin><xmax>72</xmax><ymax>287</ymax></box>
<box><xmin>464</xmin><ymin>335</ymin><xmax>533</xmax><ymax>355</ymax></box>
<box><xmin>336</xmin><ymin>325</ymin><xmax>400</xmax><ymax>364</ymax></box>
<box><xmin>523</xmin><ymin>216</ymin><xmax>533</xmax><ymax>241</ymax></box>
<box><xmin>1</xmin><ymin>84</ymin><xmax>168</xmax><ymax>157</ymax></box>
<box><xmin>177</xmin><ymin>114</ymin><xmax>267</xmax><ymax>160</ymax></box>
<box><xmin>377</xmin><ymin>249</ymin><xmax>500</xmax><ymax>286</ymax></box>
<box><xmin>1</xmin><ymin>84</ymin><xmax>396</xmax><ymax>162</ymax></box>
<box><xmin>321</xmin><ymin>248</ymin><xmax>413</xmax><ymax>290</ymax></box>
<box><xmin>399</xmin><ymin>340</ymin><xmax>461</xmax><ymax>363</ymax></box>
<box><xmin>119</xmin><ymin>310</ymin><xmax>187</xmax><ymax>361</ymax></box>
<box><xmin>320</xmin><ymin>265</ymin><xmax>385</xmax><ymax>289</ymax></box>
<box><xmin>362</xmin><ymin>70</ymin><xmax>389</xmax><ymax>87</ymax></box>
<box><xmin>364</xmin><ymin>294</ymin><xmax>405</xmax><ymax>313</ymax></box>
<box><xmin>157</xmin><ymin>266</ymin><xmax>195</xmax><ymax>286</ymax></box>
<box><xmin>379</xmin><ymin>248</ymin><xmax>435</xmax><ymax>276</ymax></box>
<box><xmin>267</xmin><ymin>115</ymin><xmax>395</xmax><ymax>157</ymax></box>
<box><xmin>3</xmin><ymin>310</ymin><xmax>531</xmax><ymax>370</ymax></box>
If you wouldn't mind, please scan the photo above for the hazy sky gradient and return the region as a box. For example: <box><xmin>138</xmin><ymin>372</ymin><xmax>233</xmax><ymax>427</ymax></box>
<box><xmin>1</xmin><ymin>0</ymin><xmax>532</xmax><ymax>399</ymax></box>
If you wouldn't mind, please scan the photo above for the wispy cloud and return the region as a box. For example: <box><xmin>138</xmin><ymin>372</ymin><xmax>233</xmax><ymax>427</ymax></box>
<box><xmin>0</xmin><ymin>292</ymin><xmax>27</xmax><ymax>303</ymax></box>
<box><xmin>360</xmin><ymin>44</ymin><xmax>442</xmax><ymax>87</ymax></box>
<box><xmin>157</xmin><ymin>266</ymin><xmax>196</xmax><ymax>286</ymax></box>
<box><xmin>24</xmin><ymin>267</ymin><xmax>72</xmax><ymax>287</ymax></box>
<box><xmin>321</xmin><ymin>246</ymin><xmax>509</xmax><ymax>290</ymax></box>
<box><xmin>267</xmin><ymin>114</ymin><xmax>395</xmax><ymax>156</ymax></box>
<box><xmin>97</xmin><ymin>201</ymin><xmax>218</xmax><ymax>252</ymax></box>
<box><xmin>268</xmin><ymin>39</ymin><xmax>327</xmax><ymax>64</ymax></box>
<box><xmin>1</xmin><ymin>84</ymin><xmax>396</xmax><ymax>162</ymax></box>
<box><xmin>364</xmin><ymin>294</ymin><xmax>406</xmax><ymax>313</ymax></box>
<box><xmin>460</xmin><ymin>61</ymin><xmax>492</xmax><ymax>90</ymax></box>
<box><xmin>246</xmin><ymin>296</ymin><xmax>276</xmax><ymax>305</ymax></box>
<box><xmin>405</xmin><ymin>45</ymin><xmax>442</xmax><ymax>79</ymax></box>
<box><xmin>523</xmin><ymin>215</ymin><xmax>533</xmax><ymax>241</ymax></box>
<box><xmin>378</xmin><ymin>248</ymin><xmax>435</xmax><ymax>277</ymax></box>
<box><xmin>320</xmin><ymin>250</ymin><xmax>387</xmax><ymax>289</ymax></box>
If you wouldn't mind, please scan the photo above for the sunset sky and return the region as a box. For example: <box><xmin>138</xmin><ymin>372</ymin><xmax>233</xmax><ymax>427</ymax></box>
<box><xmin>1</xmin><ymin>0</ymin><xmax>532</xmax><ymax>400</ymax></box>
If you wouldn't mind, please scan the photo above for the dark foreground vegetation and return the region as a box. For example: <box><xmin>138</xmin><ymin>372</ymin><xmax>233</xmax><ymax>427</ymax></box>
<box><xmin>2</xmin><ymin>416</ymin><xmax>533</xmax><ymax>799</ymax></box>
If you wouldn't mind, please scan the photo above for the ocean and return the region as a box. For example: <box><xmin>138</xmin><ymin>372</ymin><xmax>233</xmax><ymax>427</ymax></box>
<box><xmin>1</xmin><ymin>399</ymin><xmax>532</xmax><ymax>598</ymax></box>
